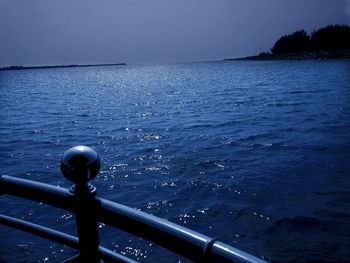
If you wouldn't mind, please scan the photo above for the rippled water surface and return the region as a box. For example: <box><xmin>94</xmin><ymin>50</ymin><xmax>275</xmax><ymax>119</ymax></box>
<box><xmin>1</xmin><ymin>60</ymin><xmax>350</xmax><ymax>262</ymax></box>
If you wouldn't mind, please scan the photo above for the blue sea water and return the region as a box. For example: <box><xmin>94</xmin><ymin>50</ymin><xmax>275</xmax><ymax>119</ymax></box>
<box><xmin>0</xmin><ymin>60</ymin><xmax>350</xmax><ymax>262</ymax></box>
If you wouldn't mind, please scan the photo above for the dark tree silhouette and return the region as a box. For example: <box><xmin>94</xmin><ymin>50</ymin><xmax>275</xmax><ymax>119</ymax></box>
<box><xmin>311</xmin><ymin>25</ymin><xmax>350</xmax><ymax>51</ymax></box>
<box><xmin>270</xmin><ymin>25</ymin><xmax>350</xmax><ymax>55</ymax></box>
<box><xmin>271</xmin><ymin>30</ymin><xmax>310</xmax><ymax>54</ymax></box>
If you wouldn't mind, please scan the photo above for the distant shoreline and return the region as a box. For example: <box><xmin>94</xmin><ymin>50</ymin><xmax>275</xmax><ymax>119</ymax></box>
<box><xmin>227</xmin><ymin>24</ymin><xmax>350</xmax><ymax>61</ymax></box>
<box><xmin>225</xmin><ymin>49</ymin><xmax>350</xmax><ymax>61</ymax></box>
<box><xmin>0</xmin><ymin>63</ymin><xmax>127</xmax><ymax>72</ymax></box>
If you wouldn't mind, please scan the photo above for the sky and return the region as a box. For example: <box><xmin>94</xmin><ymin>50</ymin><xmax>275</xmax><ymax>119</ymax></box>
<box><xmin>0</xmin><ymin>0</ymin><xmax>349</xmax><ymax>67</ymax></box>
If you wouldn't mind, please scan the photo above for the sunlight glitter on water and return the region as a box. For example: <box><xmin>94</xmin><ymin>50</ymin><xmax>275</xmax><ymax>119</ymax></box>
<box><xmin>1</xmin><ymin>60</ymin><xmax>350</xmax><ymax>262</ymax></box>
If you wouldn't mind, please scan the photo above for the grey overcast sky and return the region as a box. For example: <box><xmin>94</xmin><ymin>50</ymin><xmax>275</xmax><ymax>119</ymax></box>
<box><xmin>0</xmin><ymin>0</ymin><xmax>349</xmax><ymax>66</ymax></box>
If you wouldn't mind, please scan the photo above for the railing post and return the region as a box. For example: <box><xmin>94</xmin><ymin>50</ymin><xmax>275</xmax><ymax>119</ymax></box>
<box><xmin>60</xmin><ymin>145</ymin><xmax>101</xmax><ymax>262</ymax></box>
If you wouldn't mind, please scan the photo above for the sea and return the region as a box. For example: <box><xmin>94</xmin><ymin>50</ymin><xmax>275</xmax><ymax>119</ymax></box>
<box><xmin>0</xmin><ymin>60</ymin><xmax>350</xmax><ymax>263</ymax></box>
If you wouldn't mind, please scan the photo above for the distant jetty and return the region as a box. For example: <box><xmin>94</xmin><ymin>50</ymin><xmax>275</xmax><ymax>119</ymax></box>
<box><xmin>0</xmin><ymin>63</ymin><xmax>127</xmax><ymax>72</ymax></box>
<box><xmin>227</xmin><ymin>24</ymin><xmax>350</xmax><ymax>61</ymax></box>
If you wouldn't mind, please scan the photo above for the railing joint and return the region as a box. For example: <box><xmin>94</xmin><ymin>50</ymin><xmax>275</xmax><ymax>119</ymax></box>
<box><xmin>202</xmin><ymin>238</ymin><xmax>217</xmax><ymax>263</ymax></box>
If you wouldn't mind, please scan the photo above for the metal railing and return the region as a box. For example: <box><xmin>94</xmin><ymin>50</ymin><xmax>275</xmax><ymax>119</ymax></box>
<box><xmin>0</xmin><ymin>146</ymin><xmax>266</xmax><ymax>263</ymax></box>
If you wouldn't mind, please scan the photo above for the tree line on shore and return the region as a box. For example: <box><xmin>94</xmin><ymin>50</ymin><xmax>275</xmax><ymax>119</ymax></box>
<box><xmin>270</xmin><ymin>24</ymin><xmax>350</xmax><ymax>54</ymax></box>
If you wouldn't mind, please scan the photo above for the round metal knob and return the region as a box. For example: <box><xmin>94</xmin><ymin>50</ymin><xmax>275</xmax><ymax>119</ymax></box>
<box><xmin>60</xmin><ymin>146</ymin><xmax>100</xmax><ymax>186</ymax></box>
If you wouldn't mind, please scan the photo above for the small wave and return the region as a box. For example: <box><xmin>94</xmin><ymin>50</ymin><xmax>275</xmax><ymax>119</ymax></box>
<box><xmin>305</xmin><ymin>144</ymin><xmax>350</xmax><ymax>154</ymax></box>
<box><xmin>288</xmin><ymin>89</ymin><xmax>330</xmax><ymax>94</ymax></box>
<box><xmin>265</xmin><ymin>102</ymin><xmax>309</xmax><ymax>107</ymax></box>
<box><xmin>196</xmin><ymin>160</ymin><xmax>226</xmax><ymax>169</ymax></box>
<box><xmin>264</xmin><ymin>142</ymin><xmax>294</xmax><ymax>150</ymax></box>
<box><xmin>185</xmin><ymin>123</ymin><xmax>213</xmax><ymax>129</ymax></box>
<box><xmin>239</xmin><ymin>132</ymin><xmax>275</xmax><ymax>142</ymax></box>
<box><xmin>216</xmin><ymin>120</ymin><xmax>241</xmax><ymax>128</ymax></box>
<box><xmin>265</xmin><ymin>216</ymin><xmax>325</xmax><ymax>235</ymax></box>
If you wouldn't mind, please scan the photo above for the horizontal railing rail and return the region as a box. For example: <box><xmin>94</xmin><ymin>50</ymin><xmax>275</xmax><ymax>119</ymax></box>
<box><xmin>0</xmin><ymin>146</ymin><xmax>266</xmax><ymax>263</ymax></box>
<box><xmin>0</xmin><ymin>214</ymin><xmax>137</xmax><ymax>263</ymax></box>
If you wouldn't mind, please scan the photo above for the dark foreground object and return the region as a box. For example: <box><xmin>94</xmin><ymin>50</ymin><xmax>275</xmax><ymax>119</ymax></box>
<box><xmin>0</xmin><ymin>146</ymin><xmax>266</xmax><ymax>263</ymax></box>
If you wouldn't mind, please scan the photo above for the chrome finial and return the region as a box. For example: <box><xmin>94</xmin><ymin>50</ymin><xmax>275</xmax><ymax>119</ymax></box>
<box><xmin>60</xmin><ymin>146</ymin><xmax>100</xmax><ymax>187</ymax></box>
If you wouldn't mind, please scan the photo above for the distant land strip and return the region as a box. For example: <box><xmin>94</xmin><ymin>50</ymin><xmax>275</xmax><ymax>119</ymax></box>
<box><xmin>0</xmin><ymin>63</ymin><xmax>127</xmax><ymax>71</ymax></box>
<box><xmin>227</xmin><ymin>50</ymin><xmax>350</xmax><ymax>61</ymax></box>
